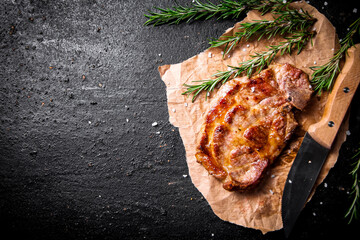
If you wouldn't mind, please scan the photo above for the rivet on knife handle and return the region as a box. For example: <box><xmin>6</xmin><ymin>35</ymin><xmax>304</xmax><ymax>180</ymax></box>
<box><xmin>308</xmin><ymin>44</ymin><xmax>360</xmax><ymax>149</ymax></box>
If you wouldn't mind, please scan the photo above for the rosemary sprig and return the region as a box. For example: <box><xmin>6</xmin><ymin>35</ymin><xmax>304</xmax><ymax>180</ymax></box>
<box><xmin>345</xmin><ymin>146</ymin><xmax>360</xmax><ymax>224</ymax></box>
<box><xmin>183</xmin><ymin>31</ymin><xmax>315</xmax><ymax>101</ymax></box>
<box><xmin>310</xmin><ymin>17</ymin><xmax>360</xmax><ymax>94</ymax></box>
<box><xmin>144</xmin><ymin>0</ymin><xmax>289</xmax><ymax>26</ymax></box>
<box><xmin>182</xmin><ymin>68</ymin><xmax>237</xmax><ymax>102</ymax></box>
<box><xmin>210</xmin><ymin>6</ymin><xmax>315</xmax><ymax>56</ymax></box>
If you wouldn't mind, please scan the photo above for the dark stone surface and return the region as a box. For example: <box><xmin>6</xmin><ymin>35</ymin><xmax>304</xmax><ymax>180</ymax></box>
<box><xmin>0</xmin><ymin>0</ymin><xmax>359</xmax><ymax>239</ymax></box>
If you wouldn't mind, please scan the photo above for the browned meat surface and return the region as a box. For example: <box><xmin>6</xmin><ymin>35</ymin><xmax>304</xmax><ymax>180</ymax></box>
<box><xmin>195</xmin><ymin>64</ymin><xmax>313</xmax><ymax>191</ymax></box>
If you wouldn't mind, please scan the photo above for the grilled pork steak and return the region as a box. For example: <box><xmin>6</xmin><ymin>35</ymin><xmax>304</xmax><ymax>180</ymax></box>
<box><xmin>195</xmin><ymin>64</ymin><xmax>313</xmax><ymax>191</ymax></box>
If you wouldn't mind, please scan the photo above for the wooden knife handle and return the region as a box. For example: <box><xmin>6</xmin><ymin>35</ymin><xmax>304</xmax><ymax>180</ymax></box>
<box><xmin>308</xmin><ymin>44</ymin><xmax>360</xmax><ymax>149</ymax></box>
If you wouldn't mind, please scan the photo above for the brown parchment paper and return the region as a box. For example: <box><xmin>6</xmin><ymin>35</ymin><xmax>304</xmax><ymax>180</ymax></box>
<box><xmin>158</xmin><ymin>2</ymin><xmax>348</xmax><ymax>234</ymax></box>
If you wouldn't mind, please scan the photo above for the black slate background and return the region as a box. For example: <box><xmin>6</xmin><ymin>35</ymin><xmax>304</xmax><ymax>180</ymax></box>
<box><xmin>1</xmin><ymin>0</ymin><xmax>360</xmax><ymax>239</ymax></box>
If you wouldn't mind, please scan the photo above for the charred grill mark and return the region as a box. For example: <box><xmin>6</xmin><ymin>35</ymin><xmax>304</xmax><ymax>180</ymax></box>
<box><xmin>206</xmin><ymin>100</ymin><xmax>226</xmax><ymax>123</ymax></box>
<box><xmin>213</xmin><ymin>125</ymin><xmax>227</xmax><ymax>158</ymax></box>
<box><xmin>285</xmin><ymin>64</ymin><xmax>303</xmax><ymax>79</ymax></box>
<box><xmin>227</xmin><ymin>83</ymin><xmax>241</xmax><ymax>96</ymax></box>
<box><xmin>226</xmin><ymin>158</ymin><xmax>269</xmax><ymax>191</ymax></box>
<box><xmin>230</xmin><ymin>146</ymin><xmax>252</xmax><ymax>158</ymax></box>
<box><xmin>229</xmin><ymin>147</ymin><xmax>255</xmax><ymax>168</ymax></box>
<box><xmin>205</xmin><ymin>84</ymin><xmax>241</xmax><ymax>124</ymax></box>
<box><xmin>249</xmin><ymin>78</ymin><xmax>260</xmax><ymax>85</ymax></box>
<box><xmin>206</xmin><ymin>107</ymin><xmax>219</xmax><ymax>124</ymax></box>
<box><xmin>247</xmin><ymin>70</ymin><xmax>278</xmax><ymax>97</ymax></box>
<box><xmin>224</xmin><ymin>105</ymin><xmax>247</xmax><ymax>124</ymax></box>
<box><xmin>196</xmin><ymin>127</ymin><xmax>227</xmax><ymax>180</ymax></box>
<box><xmin>206</xmin><ymin>98</ymin><xmax>228</xmax><ymax>124</ymax></box>
<box><xmin>198</xmin><ymin>132</ymin><xmax>209</xmax><ymax>156</ymax></box>
<box><xmin>243</xmin><ymin>125</ymin><xmax>269</xmax><ymax>149</ymax></box>
<box><xmin>259</xmin><ymin>84</ymin><xmax>275</xmax><ymax>95</ymax></box>
<box><xmin>195</xmin><ymin>152</ymin><xmax>227</xmax><ymax>180</ymax></box>
<box><xmin>272</xmin><ymin>115</ymin><xmax>286</xmax><ymax>137</ymax></box>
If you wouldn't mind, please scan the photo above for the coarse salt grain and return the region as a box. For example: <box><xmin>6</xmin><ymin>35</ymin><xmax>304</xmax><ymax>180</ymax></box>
<box><xmin>324</xmin><ymin>2</ymin><xmax>328</xmax><ymax>6</ymax></box>
<box><xmin>251</xmin><ymin>86</ymin><xmax>255</xmax><ymax>92</ymax></box>
<box><xmin>324</xmin><ymin>182</ymin><xmax>328</xmax><ymax>187</ymax></box>
<box><xmin>172</xmin><ymin>108</ymin><xmax>176</xmax><ymax>113</ymax></box>
<box><xmin>184</xmin><ymin>103</ymin><xmax>188</xmax><ymax>107</ymax></box>
<box><xmin>269</xmin><ymin>189</ymin><xmax>274</xmax><ymax>195</ymax></box>
<box><xmin>183</xmin><ymin>174</ymin><xmax>188</xmax><ymax>178</ymax></box>
<box><xmin>271</xmin><ymin>174</ymin><xmax>276</xmax><ymax>178</ymax></box>
<box><xmin>208</xmin><ymin>52</ymin><xmax>212</xmax><ymax>58</ymax></box>
<box><xmin>354</xmin><ymin>8</ymin><xmax>358</xmax><ymax>13</ymax></box>
<box><xmin>289</xmin><ymin>179</ymin><xmax>292</xmax><ymax>183</ymax></box>
<box><xmin>246</xmin><ymin>44</ymin><xmax>250</xmax><ymax>47</ymax></box>
<box><xmin>346</xmin><ymin>130</ymin><xmax>351</xmax><ymax>136</ymax></box>
<box><xmin>152</xmin><ymin>122</ymin><xmax>158</xmax><ymax>127</ymax></box>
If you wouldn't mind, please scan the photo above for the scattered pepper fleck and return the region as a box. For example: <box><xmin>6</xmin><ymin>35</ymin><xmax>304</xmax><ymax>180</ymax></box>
<box><xmin>9</xmin><ymin>25</ymin><xmax>16</xmax><ymax>35</ymax></box>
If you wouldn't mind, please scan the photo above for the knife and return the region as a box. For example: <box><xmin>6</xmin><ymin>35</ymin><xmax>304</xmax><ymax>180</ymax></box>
<box><xmin>281</xmin><ymin>44</ymin><xmax>360</xmax><ymax>238</ymax></box>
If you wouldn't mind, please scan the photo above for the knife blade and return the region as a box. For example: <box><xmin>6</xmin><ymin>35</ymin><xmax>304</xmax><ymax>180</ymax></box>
<box><xmin>281</xmin><ymin>44</ymin><xmax>360</xmax><ymax>238</ymax></box>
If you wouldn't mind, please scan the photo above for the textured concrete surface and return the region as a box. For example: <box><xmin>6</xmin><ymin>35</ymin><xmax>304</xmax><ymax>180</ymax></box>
<box><xmin>0</xmin><ymin>0</ymin><xmax>359</xmax><ymax>239</ymax></box>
